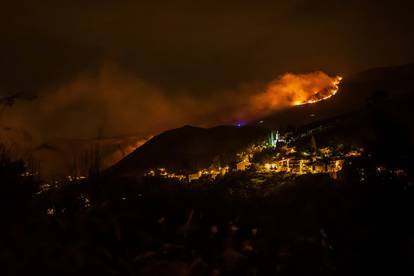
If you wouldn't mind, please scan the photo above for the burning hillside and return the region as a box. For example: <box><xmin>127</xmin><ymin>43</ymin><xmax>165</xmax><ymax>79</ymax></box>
<box><xmin>251</xmin><ymin>72</ymin><xmax>342</xmax><ymax>113</ymax></box>
<box><xmin>292</xmin><ymin>75</ymin><xmax>343</xmax><ymax>106</ymax></box>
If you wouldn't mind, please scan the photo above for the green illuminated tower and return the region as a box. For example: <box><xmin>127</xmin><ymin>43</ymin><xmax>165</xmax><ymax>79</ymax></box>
<box><xmin>268</xmin><ymin>130</ymin><xmax>279</xmax><ymax>147</ymax></box>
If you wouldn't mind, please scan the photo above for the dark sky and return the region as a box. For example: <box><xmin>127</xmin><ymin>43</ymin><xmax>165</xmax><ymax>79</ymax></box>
<box><xmin>2</xmin><ymin>0</ymin><xmax>414</xmax><ymax>96</ymax></box>
<box><xmin>1</xmin><ymin>2</ymin><xmax>413</xmax><ymax>177</ymax></box>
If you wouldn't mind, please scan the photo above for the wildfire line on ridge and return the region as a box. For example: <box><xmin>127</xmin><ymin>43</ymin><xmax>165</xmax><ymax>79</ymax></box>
<box><xmin>293</xmin><ymin>76</ymin><xmax>343</xmax><ymax>106</ymax></box>
<box><xmin>250</xmin><ymin>72</ymin><xmax>343</xmax><ymax>116</ymax></box>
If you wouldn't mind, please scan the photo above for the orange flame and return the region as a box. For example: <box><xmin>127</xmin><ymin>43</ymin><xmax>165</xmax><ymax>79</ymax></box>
<box><xmin>292</xmin><ymin>75</ymin><xmax>342</xmax><ymax>106</ymax></box>
<box><xmin>252</xmin><ymin>72</ymin><xmax>343</xmax><ymax>114</ymax></box>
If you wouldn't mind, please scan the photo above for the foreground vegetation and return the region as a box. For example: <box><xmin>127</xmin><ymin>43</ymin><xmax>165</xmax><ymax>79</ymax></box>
<box><xmin>1</xmin><ymin>146</ymin><xmax>414</xmax><ymax>276</ymax></box>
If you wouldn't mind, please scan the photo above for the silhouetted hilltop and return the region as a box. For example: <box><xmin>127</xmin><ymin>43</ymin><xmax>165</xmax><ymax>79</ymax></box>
<box><xmin>108</xmin><ymin>125</ymin><xmax>267</xmax><ymax>176</ymax></box>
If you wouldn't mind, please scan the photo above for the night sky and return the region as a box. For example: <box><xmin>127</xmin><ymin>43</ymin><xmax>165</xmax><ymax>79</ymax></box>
<box><xmin>1</xmin><ymin>0</ymin><xmax>414</xmax><ymax>140</ymax></box>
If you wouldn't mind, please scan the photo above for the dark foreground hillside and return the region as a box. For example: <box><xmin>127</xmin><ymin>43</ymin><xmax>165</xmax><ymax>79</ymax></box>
<box><xmin>1</xmin><ymin>151</ymin><xmax>414</xmax><ymax>275</ymax></box>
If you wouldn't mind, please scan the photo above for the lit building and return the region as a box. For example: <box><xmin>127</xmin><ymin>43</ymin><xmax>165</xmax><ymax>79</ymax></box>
<box><xmin>237</xmin><ymin>159</ymin><xmax>251</xmax><ymax>171</ymax></box>
<box><xmin>267</xmin><ymin>130</ymin><xmax>280</xmax><ymax>148</ymax></box>
<box><xmin>188</xmin><ymin>173</ymin><xmax>201</xmax><ymax>182</ymax></box>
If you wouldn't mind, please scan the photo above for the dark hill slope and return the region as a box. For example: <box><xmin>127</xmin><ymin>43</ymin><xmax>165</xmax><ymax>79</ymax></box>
<box><xmin>107</xmin><ymin>125</ymin><xmax>267</xmax><ymax>176</ymax></box>
<box><xmin>293</xmin><ymin>84</ymin><xmax>414</xmax><ymax>170</ymax></box>
<box><xmin>257</xmin><ymin>63</ymin><xmax>414</xmax><ymax>170</ymax></box>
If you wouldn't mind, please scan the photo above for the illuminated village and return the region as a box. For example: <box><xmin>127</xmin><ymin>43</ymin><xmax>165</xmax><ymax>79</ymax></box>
<box><xmin>144</xmin><ymin>128</ymin><xmax>363</xmax><ymax>183</ymax></box>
